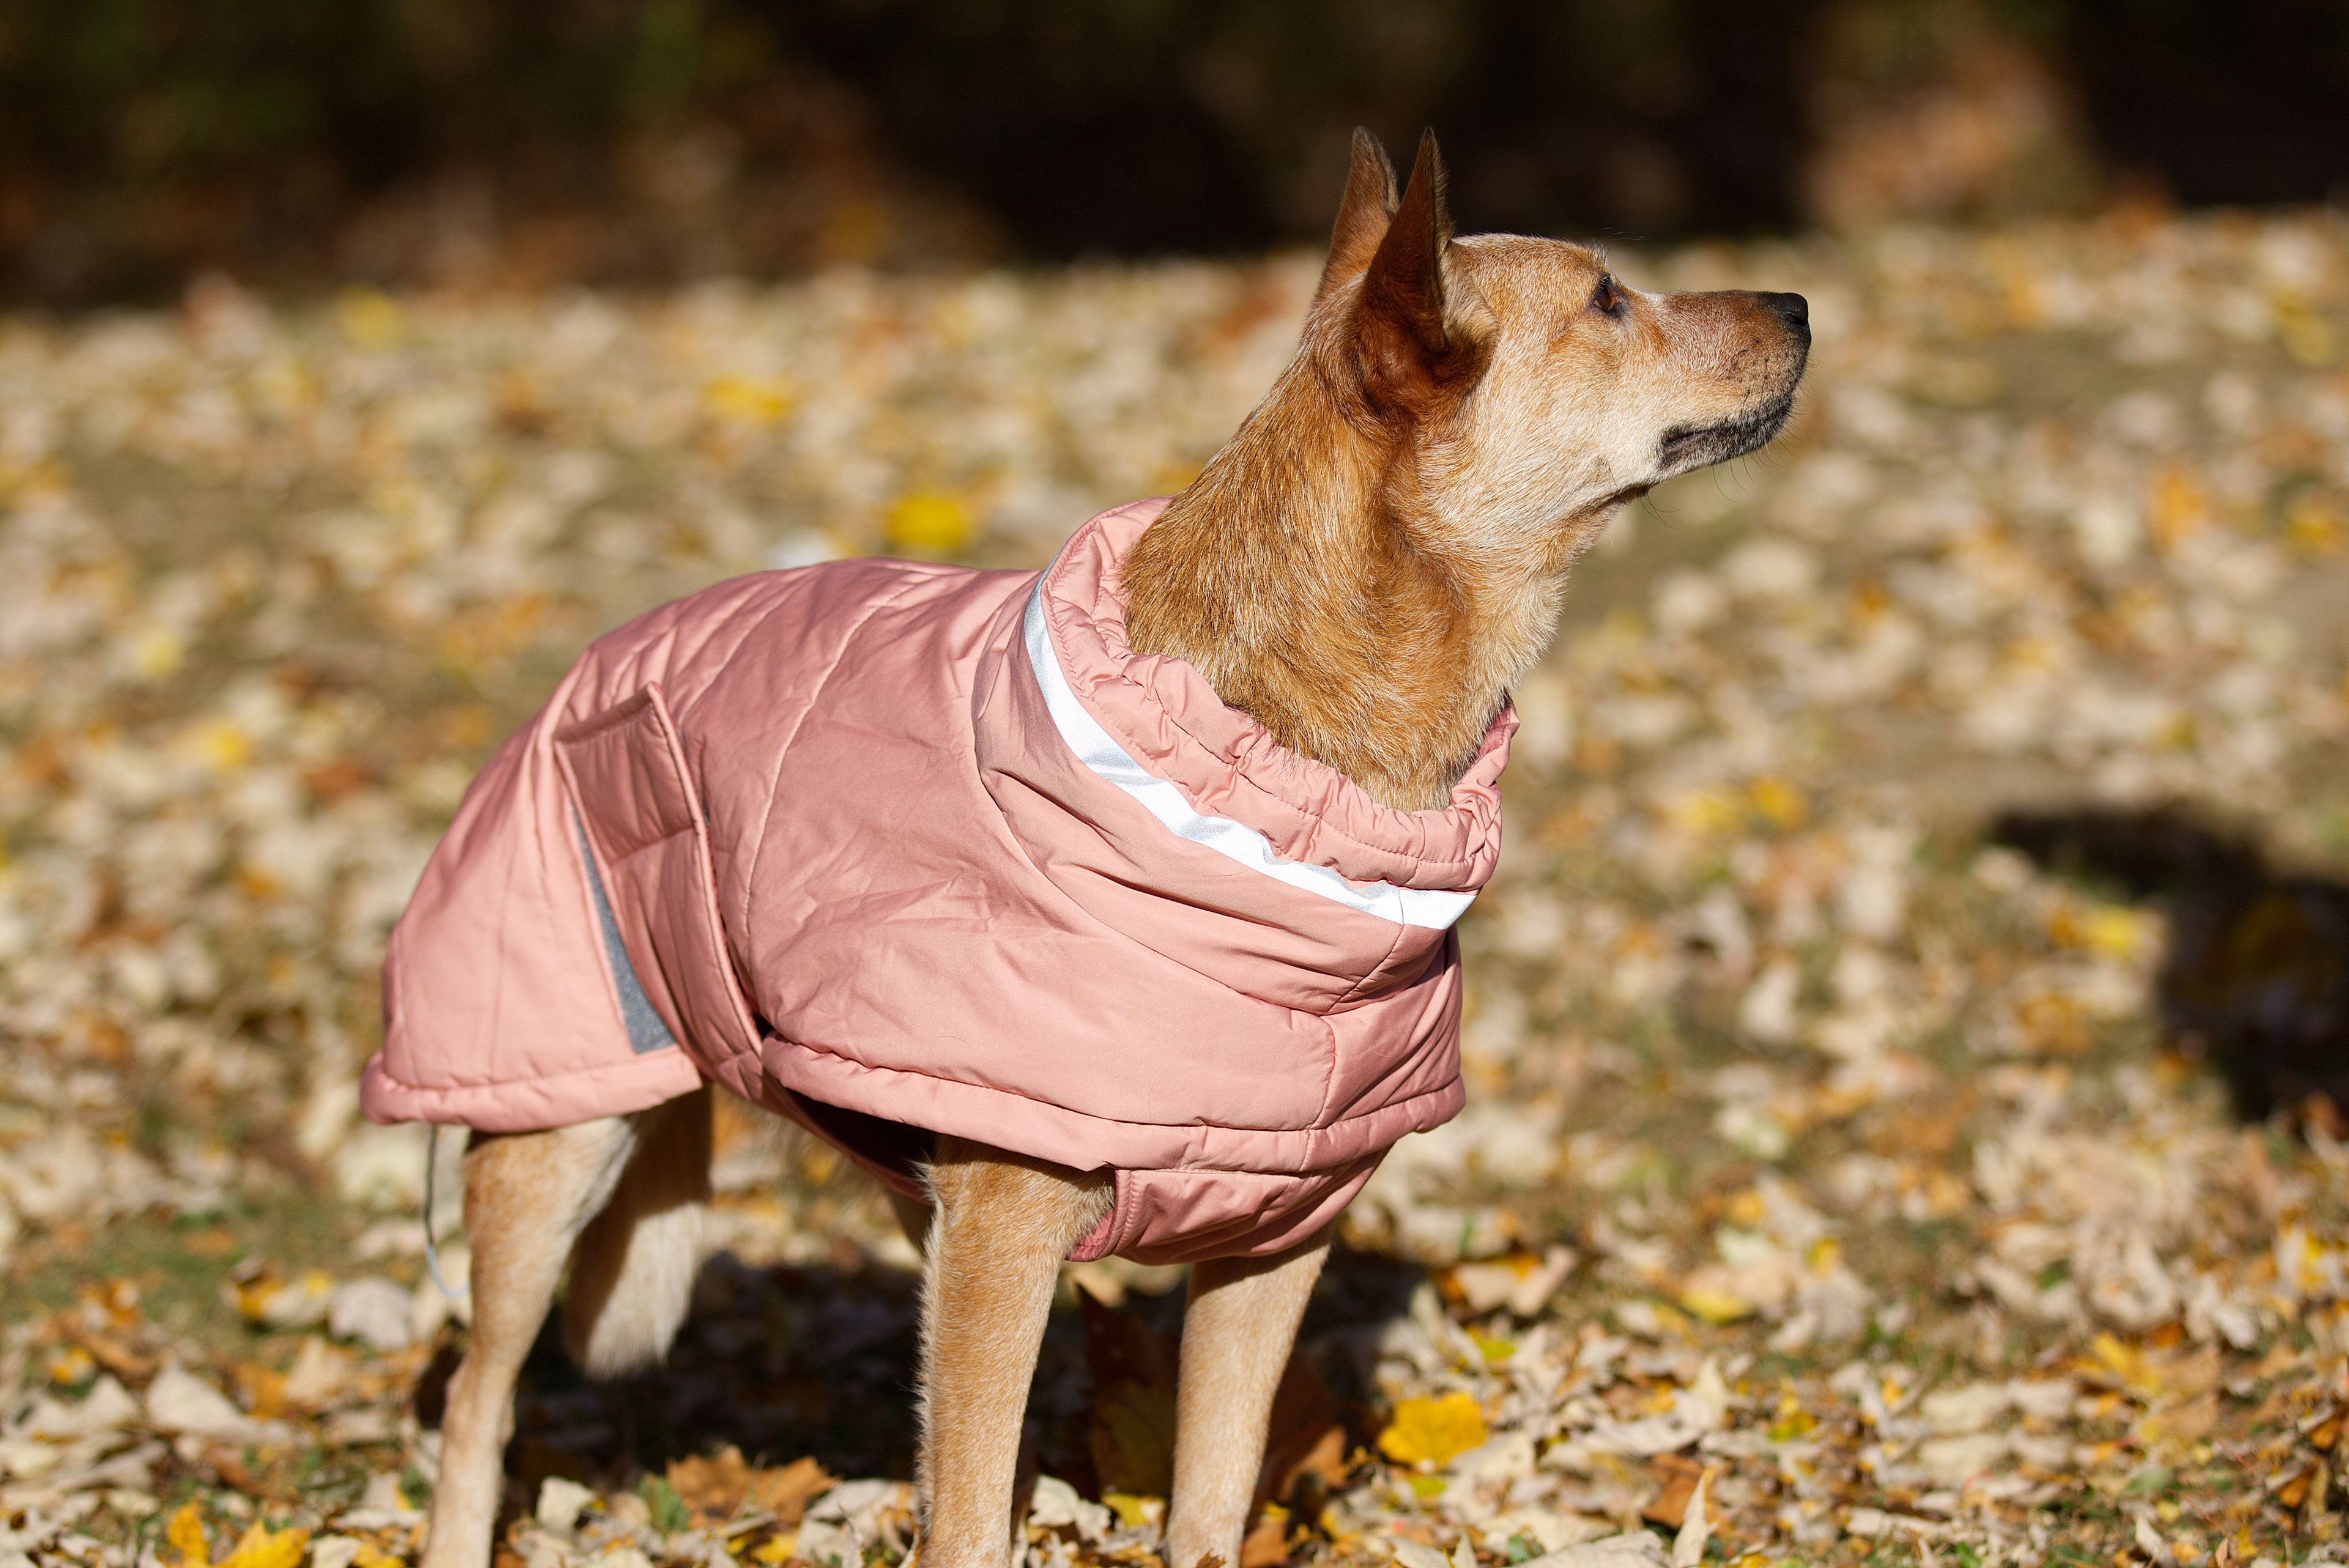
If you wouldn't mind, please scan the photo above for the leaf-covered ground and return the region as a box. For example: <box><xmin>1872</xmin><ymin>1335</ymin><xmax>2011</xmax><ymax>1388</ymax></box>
<box><xmin>5</xmin><ymin>211</ymin><xmax>2349</xmax><ymax>1568</ymax></box>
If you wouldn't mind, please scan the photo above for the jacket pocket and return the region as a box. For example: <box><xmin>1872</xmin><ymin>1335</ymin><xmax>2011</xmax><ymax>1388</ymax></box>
<box><xmin>554</xmin><ymin>684</ymin><xmax>763</xmax><ymax>1086</ymax></box>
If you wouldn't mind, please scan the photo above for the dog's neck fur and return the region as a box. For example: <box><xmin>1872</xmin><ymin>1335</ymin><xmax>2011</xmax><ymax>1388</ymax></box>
<box><xmin>1124</xmin><ymin>361</ymin><xmax>1586</xmax><ymax>812</ymax></box>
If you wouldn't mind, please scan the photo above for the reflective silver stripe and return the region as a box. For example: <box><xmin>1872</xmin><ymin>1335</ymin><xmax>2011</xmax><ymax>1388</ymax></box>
<box><xmin>1023</xmin><ymin>585</ymin><xmax>1475</xmax><ymax>931</ymax></box>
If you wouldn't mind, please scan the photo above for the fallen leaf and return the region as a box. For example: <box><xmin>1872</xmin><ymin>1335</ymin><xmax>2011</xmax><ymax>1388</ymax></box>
<box><xmin>1104</xmin><ymin>1492</ymin><xmax>1163</xmax><ymax>1531</ymax></box>
<box><xmin>1674</xmin><ymin>1284</ymin><xmax>1755</xmax><ymax>1325</ymax></box>
<box><xmin>218</xmin><ymin>1522</ymin><xmax>310</xmax><ymax>1568</ymax></box>
<box><xmin>1377</xmin><ymin>1393</ymin><xmax>1487</xmax><ymax>1470</ymax></box>
<box><xmin>1669</xmin><ymin>1470</ymin><xmax>1710</xmax><ymax>1568</ymax></box>
<box><xmin>1241</xmin><ymin>1501</ymin><xmax>1290</xmax><ymax>1567</ymax></box>
<box><xmin>537</xmin><ymin>1476</ymin><xmax>598</xmax><ymax>1534</ymax></box>
<box><xmin>1082</xmin><ymin>1285</ymin><xmax>1179</xmax><ymax>1496</ymax></box>
<box><xmin>1641</xmin><ymin>1455</ymin><xmax>1705</xmax><ymax>1528</ymax></box>
<box><xmin>741</xmin><ymin>1455</ymin><xmax>836</xmax><ymax>1527</ymax></box>
<box><xmin>167</xmin><ymin>1501</ymin><xmax>210</xmax><ymax>1568</ymax></box>
<box><xmin>234</xmin><ymin>1361</ymin><xmax>288</xmax><ymax>1419</ymax></box>
<box><xmin>669</xmin><ymin>1444</ymin><xmax>754</xmax><ymax>1523</ymax></box>
<box><xmin>1258</xmin><ymin>1353</ymin><xmax>1346</xmax><ymax>1503</ymax></box>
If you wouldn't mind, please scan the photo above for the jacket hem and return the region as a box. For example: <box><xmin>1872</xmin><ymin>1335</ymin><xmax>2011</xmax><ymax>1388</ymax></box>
<box><xmin>762</xmin><ymin>1036</ymin><xmax>1460</xmax><ymax>1177</ymax></box>
<box><xmin>360</xmin><ymin>1048</ymin><xmax>706</xmax><ymax>1133</ymax></box>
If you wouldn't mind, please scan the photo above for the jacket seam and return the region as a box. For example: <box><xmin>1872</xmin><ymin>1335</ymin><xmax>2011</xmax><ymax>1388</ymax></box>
<box><xmin>1315</xmin><ymin>920</ymin><xmax>1410</xmax><ymax>1123</ymax></box>
<box><xmin>738</xmin><ymin>574</ymin><xmax>937</xmax><ymax>945</ymax></box>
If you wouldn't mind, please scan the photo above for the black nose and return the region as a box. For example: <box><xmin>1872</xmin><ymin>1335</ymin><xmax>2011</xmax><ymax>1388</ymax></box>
<box><xmin>1760</xmin><ymin>291</ymin><xmax>1809</xmax><ymax>333</ymax></box>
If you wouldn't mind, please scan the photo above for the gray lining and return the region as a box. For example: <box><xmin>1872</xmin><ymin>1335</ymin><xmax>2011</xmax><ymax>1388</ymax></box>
<box><xmin>575</xmin><ymin>818</ymin><xmax>680</xmax><ymax>1055</ymax></box>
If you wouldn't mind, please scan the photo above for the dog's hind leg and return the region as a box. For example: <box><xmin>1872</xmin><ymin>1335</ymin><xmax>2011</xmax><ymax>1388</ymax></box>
<box><xmin>916</xmin><ymin>1136</ymin><xmax>1111</xmax><ymax>1568</ymax></box>
<box><xmin>1163</xmin><ymin>1228</ymin><xmax>1333</xmax><ymax>1568</ymax></box>
<box><xmin>420</xmin><ymin>1114</ymin><xmax>640</xmax><ymax>1568</ymax></box>
<box><xmin>562</xmin><ymin>1087</ymin><xmax>714</xmax><ymax>1377</ymax></box>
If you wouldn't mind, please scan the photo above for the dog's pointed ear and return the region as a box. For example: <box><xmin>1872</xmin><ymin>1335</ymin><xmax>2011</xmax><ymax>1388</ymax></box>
<box><xmin>1355</xmin><ymin>130</ymin><xmax>1460</xmax><ymax>400</ymax></box>
<box><xmin>1315</xmin><ymin>128</ymin><xmax>1399</xmax><ymax>302</ymax></box>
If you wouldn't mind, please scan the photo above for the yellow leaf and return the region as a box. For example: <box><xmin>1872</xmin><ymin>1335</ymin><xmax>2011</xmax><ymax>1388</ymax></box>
<box><xmin>179</xmin><ymin>718</ymin><xmax>251</xmax><ymax>774</ymax></box>
<box><xmin>166</xmin><ymin>1501</ymin><xmax>210</xmax><ymax>1568</ymax></box>
<box><xmin>752</xmin><ymin>1534</ymin><xmax>798</xmax><ymax>1564</ymax></box>
<box><xmin>1764</xmin><ymin>1388</ymin><xmax>1816</xmax><ymax>1444</ymax></box>
<box><xmin>2049</xmin><ymin>900</ymin><xmax>2151</xmax><ymax>960</ymax></box>
<box><xmin>886</xmin><ymin>492</ymin><xmax>974</xmax><ymax>557</ymax></box>
<box><xmin>1677</xmin><ymin>1285</ymin><xmax>1756</xmax><ymax>1325</ymax></box>
<box><xmin>234</xmin><ymin>1362</ymin><xmax>288</xmax><ymax>1419</ymax></box>
<box><xmin>133</xmin><ymin>626</ymin><xmax>185</xmax><ymax>679</ymax></box>
<box><xmin>1746</xmin><ymin>775</ymin><xmax>1806</xmax><ymax>830</ymax></box>
<box><xmin>1663</xmin><ymin>788</ymin><xmax>1742</xmax><ymax>838</ymax></box>
<box><xmin>2147</xmin><ymin>467</ymin><xmax>2209</xmax><ymax>550</ymax></box>
<box><xmin>218</xmin><ymin>1522</ymin><xmax>310</xmax><ymax>1568</ymax></box>
<box><xmin>2286</xmin><ymin>494</ymin><xmax>2345</xmax><ymax>556</ymax></box>
<box><xmin>2089</xmin><ymin>1331</ymin><xmax>2164</xmax><ymax>1399</ymax></box>
<box><xmin>1102</xmin><ymin>1493</ymin><xmax>1163</xmax><ymax>1531</ymax></box>
<box><xmin>1376</xmin><ymin>1392</ymin><xmax>1487</xmax><ymax>1469</ymax></box>
<box><xmin>335</xmin><ymin>289</ymin><xmax>404</xmax><ymax>349</ymax></box>
<box><xmin>705</xmin><ymin>374</ymin><xmax>795</xmax><ymax>424</ymax></box>
<box><xmin>2281</xmin><ymin>303</ymin><xmax>2337</xmax><ymax>367</ymax></box>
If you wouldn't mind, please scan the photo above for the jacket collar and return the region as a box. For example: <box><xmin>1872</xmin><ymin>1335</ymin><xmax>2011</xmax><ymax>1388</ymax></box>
<box><xmin>1025</xmin><ymin>500</ymin><xmax>1513</xmax><ymax>927</ymax></box>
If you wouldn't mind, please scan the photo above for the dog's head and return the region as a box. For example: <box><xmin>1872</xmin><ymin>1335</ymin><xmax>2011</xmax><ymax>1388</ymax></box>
<box><xmin>1305</xmin><ymin>128</ymin><xmax>1809</xmax><ymax>563</ymax></box>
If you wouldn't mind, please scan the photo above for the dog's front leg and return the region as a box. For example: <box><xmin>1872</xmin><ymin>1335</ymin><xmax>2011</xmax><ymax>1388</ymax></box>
<box><xmin>918</xmin><ymin>1136</ymin><xmax>1111</xmax><ymax>1568</ymax></box>
<box><xmin>1164</xmin><ymin>1229</ymin><xmax>1333</xmax><ymax>1568</ymax></box>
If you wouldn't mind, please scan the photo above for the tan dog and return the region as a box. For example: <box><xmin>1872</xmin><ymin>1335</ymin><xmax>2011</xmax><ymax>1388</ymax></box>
<box><xmin>421</xmin><ymin>128</ymin><xmax>1806</xmax><ymax>1568</ymax></box>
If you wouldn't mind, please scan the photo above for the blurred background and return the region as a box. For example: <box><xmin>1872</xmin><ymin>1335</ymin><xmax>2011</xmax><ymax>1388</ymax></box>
<box><xmin>7</xmin><ymin>5</ymin><xmax>2349</xmax><ymax>1568</ymax></box>
<box><xmin>6</xmin><ymin>0</ymin><xmax>2349</xmax><ymax>301</ymax></box>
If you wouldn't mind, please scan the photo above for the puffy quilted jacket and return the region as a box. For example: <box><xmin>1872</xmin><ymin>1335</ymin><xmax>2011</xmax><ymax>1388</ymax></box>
<box><xmin>361</xmin><ymin>500</ymin><xmax>1513</xmax><ymax>1263</ymax></box>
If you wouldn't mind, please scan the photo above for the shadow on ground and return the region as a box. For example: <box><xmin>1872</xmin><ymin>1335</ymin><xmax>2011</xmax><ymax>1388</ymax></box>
<box><xmin>429</xmin><ymin>1243</ymin><xmax>1427</xmax><ymax>1517</ymax></box>
<box><xmin>1992</xmin><ymin>804</ymin><xmax>2349</xmax><ymax>1125</ymax></box>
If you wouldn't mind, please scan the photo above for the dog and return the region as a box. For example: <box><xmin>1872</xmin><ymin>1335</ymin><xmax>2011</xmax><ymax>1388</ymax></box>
<box><xmin>380</xmin><ymin>128</ymin><xmax>1808</xmax><ymax>1568</ymax></box>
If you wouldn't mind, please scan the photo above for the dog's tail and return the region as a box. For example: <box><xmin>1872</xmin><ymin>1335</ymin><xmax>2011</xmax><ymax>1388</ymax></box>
<box><xmin>561</xmin><ymin>1087</ymin><xmax>714</xmax><ymax>1378</ymax></box>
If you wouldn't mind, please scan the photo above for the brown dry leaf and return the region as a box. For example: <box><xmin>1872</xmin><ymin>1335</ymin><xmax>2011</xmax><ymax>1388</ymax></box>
<box><xmin>2304</xmin><ymin>1407</ymin><xmax>2344</xmax><ymax>1451</ymax></box>
<box><xmin>1257</xmin><ymin>1353</ymin><xmax>1347</xmax><ymax>1504</ymax></box>
<box><xmin>204</xmin><ymin>1444</ymin><xmax>266</xmax><ymax>1498</ymax></box>
<box><xmin>62</xmin><ymin>1318</ymin><xmax>158</xmax><ymax>1381</ymax></box>
<box><xmin>2153</xmin><ymin>1344</ymin><xmax>2223</xmax><ymax>1402</ymax></box>
<box><xmin>2141</xmin><ymin>1392</ymin><xmax>2219</xmax><ymax>1448</ymax></box>
<box><xmin>235</xmin><ymin>1361</ymin><xmax>289</xmax><ymax>1419</ymax></box>
<box><xmin>1642</xmin><ymin>1454</ymin><xmax>1707</xmax><ymax>1528</ymax></box>
<box><xmin>669</xmin><ymin>1444</ymin><xmax>755</xmax><ymax>1524</ymax></box>
<box><xmin>1240</xmin><ymin>1501</ymin><xmax>1291</xmax><ymax>1567</ymax></box>
<box><xmin>741</xmin><ymin>1455</ymin><xmax>836</xmax><ymax>1526</ymax></box>
<box><xmin>1082</xmin><ymin>1283</ymin><xmax>1179</xmax><ymax>1496</ymax></box>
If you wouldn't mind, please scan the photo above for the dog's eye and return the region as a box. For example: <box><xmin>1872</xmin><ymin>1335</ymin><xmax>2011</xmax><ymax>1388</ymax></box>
<box><xmin>1589</xmin><ymin>275</ymin><xmax>1628</xmax><ymax>318</ymax></box>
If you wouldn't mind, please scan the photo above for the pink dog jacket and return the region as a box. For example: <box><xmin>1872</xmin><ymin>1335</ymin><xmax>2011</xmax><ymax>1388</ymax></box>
<box><xmin>361</xmin><ymin>500</ymin><xmax>1513</xmax><ymax>1263</ymax></box>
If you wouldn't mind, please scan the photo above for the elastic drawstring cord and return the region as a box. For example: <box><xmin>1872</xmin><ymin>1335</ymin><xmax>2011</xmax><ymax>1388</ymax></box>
<box><xmin>423</xmin><ymin>1125</ymin><xmax>470</xmax><ymax>1300</ymax></box>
